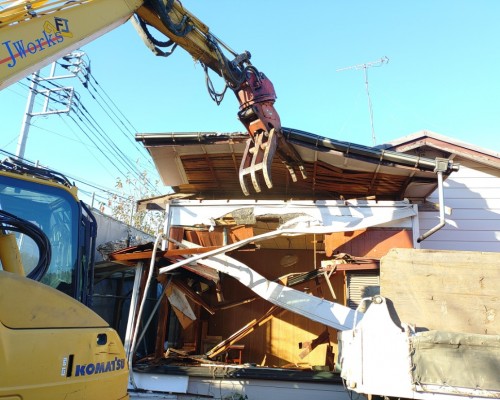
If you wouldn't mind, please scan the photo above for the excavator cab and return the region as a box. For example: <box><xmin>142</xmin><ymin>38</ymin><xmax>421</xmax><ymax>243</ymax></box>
<box><xmin>0</xmin><ymin>158</ymin><xmax>96</xmax><ymax>305</ymax></box>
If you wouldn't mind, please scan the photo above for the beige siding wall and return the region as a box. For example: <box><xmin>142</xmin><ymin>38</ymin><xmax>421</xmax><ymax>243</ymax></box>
<box><xmin>418</xmin><ymin>160</ymin><xmax>500</xmax><ymax>252</ymax></box>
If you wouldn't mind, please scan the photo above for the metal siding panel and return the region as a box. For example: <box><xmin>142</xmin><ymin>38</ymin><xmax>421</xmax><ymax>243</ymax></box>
<box><xmin>419</xmin><ymin>219</ymin><xmax>500</xmax><ymax>231</ymax></box>
<box><xmin>419</xmin><ymin>163</ymin><xmax>500</xmax><ymax>252</ymax></box>
<box><xmin>432</xmin><ymin>187</ymin><xmax>500</xmax><ymax>199</ymax></box>
<box><xmin>426</xmin><ymin>198</ymin><xmax>500</xmax><ymax>209</ymax></box>
<box><xmin>346</xmin><ymin>272</ymin><xmax>380</xmax><ymax>310</ymax></box>
<box><xmin>421</xmin><ymin>209</ymin><xmax>500</xmax><ymax>220</ymax></box>
<box><xmin>445</xmin><ymin>176</ymin><xmax>500</xmax><ymax>189</ymax></box>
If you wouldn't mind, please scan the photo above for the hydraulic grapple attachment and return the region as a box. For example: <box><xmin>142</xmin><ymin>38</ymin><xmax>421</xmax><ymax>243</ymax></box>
<box><xmin>236</xmin><ymin>67</ymin><xmax>306</xmax><ymax>195</ymax></box>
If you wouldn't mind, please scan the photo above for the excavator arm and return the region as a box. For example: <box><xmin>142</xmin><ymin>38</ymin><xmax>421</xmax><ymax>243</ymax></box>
<box><xmin>0</xmin><ymin>0</ymin><xmax>305</xmax><ymax>194</ymax></box>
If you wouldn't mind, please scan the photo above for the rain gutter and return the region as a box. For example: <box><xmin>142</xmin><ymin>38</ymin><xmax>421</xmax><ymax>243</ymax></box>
<box><xmin>281</xmin><ymin>128</ymin><xmax>460</xmax><ymax>174</ymax></box>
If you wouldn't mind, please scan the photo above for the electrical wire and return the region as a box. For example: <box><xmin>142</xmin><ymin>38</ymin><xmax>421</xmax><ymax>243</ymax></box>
<box><xmin>0</xmin><ymin>149</ymin><xmax>130</xmax><ymax>208</ymax></box>
<box><xmin>56</xmin><ymin>61</ymin><xmax>161</xmax><ymax>191</ymax></box>
<box><xmin>28</xmin><ymin>78</ymin><xmax>157</xmax><ymax>194</ymax></box>
<box><xmin>24</xmin><ymin>73</ymin><xmax>160</xmax><ymax>194</ymax></box>
<box><xmin>66</xmin><ymin>109</ymin><xmax>139</xmax><ymax>187</ymax></box>
<box><xmin>9</xmin><ymin>57</ymin><xmax>164</xmax><ymax>210</ymax></box>
<box><xmin>69</xmin><ymin>103</ymin><xmax>156</xmax><ymax>195</ymax></box>
<box><xmin>71</xmin><ymin>96</ymin><xmax>141</xmax><ymax>173</ymax></box>
<box><xmin>24</xmin><ymin>76</ymin><xmax>73</xmax><ymax>109</ymax></box>
<box><xmin>81</xmin><ymin>67</ymin><xmax>159</xmax><ymax>172</ymax></box>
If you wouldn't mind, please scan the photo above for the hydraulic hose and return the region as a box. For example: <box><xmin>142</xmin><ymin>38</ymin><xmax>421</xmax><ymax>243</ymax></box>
<box><xmin>0</xmin><ymin>209</ymin><xmax>51</xmax><ymax>281</ymax></box>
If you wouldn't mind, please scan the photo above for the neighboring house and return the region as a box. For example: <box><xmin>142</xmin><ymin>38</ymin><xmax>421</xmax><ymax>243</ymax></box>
<box><xmin>383</xmin><ymin>130</ymin><xmax>500</xmax><ymax>252</ymax></box>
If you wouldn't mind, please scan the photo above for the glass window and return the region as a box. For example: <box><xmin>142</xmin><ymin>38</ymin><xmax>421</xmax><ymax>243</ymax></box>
<box><xmin>0</xmin><ymin>175</ymin><xmax>79</xmax><ymax>297</ymax></box>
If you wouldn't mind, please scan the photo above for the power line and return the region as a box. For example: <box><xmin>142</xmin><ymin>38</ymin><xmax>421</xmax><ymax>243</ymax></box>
<box><xmin>57</xmin><ymin>54</ymin><xmax>159</xmax><ymax>187</ymax></box>
<box><xmin>57</xmin><ymin>57</ymin><xmax>155</xmax><ymax>166</ymax></box>
<box><xmin>23</xmin><ymin>78</ymin><xmax>137</xmax><ymax>181</ymax></box>
<box><xmin>16</xmin><ymin>53</ymin><xmax>162</xmax><ymax>197</ymax></box>
<box><xmin>70</xmin><ymin>99</ymin><xmax>160</xmax><ymax>195</ymax></box>
<box><xmin>55</xmin><ymin>112</ymin><xmax>120</xmax><ymax>182</ymax></box>
<box><xmin>0</xmin><ymin>148</ymin><xmax>147</xmax><ymax>212</ymax></box>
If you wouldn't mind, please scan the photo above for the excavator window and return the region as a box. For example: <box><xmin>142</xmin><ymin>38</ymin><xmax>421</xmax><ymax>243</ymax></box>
<box><xmin>0</xmin><ymin>175</ymin><xmax>79</xmax><ymax>297</ymax></box>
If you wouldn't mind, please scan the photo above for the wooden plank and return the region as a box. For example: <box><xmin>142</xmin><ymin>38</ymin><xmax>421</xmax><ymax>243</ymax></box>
<box><xmin>324</xmin><ymin>229</ymin><xmax>414</xmax><ymax>259</ymax></box>
<box><xmin>229</xmin><ymin>226</ymin><xmax>254</xmax><ymax>242</ymax></box>
<box><xmin>110</xmin><ymin>245</ymin><xmax>222</xmax><ymax>261</ymax></box>
<box><xmin>165</xmin><ymin>284</ymin><xmax>196</xmax><ymax>329</ymax></box>
<box><xmin>168</xmin><ymin>226</ymin><xmax>185</xmax><ymax>250</ymax></box>
<box><xmin>206</xmin><ymin>305</ymin><xmax>282</xmax><ymax>359</ymax></box>
<box><xmin>171</xmin><ymin>278</ymin><xmax>216</xmax><ymax>315</ymax></box>
<box><xmin>380</xmin><ymin>248</ymin><xmax>500</xmax><ymax>335</ymax></box>
<box><xmin>298</xmin><ymin>328</ymin><xmax>330</xmax><ymax>358</ymax></box>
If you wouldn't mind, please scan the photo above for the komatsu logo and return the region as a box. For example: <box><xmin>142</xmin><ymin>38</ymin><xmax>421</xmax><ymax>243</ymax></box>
<box><xmin>75</xmin><ymin>357</ymin><xmax>126</xmax><ymax>377</ymax></box>
<box><xmin>1</xmin><ymin>17</ymin><xmax>73</xmax><ymax>68</ymax></box>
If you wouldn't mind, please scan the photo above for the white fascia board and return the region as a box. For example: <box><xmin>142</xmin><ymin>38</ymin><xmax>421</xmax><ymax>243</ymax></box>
<box><xmin>169</xmin><ymin>199</ymin><xmax>414</xmax><ymax>228</ymax></box>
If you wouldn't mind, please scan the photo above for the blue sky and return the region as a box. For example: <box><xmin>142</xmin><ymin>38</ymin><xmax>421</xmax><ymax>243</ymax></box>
<box><xmin>1</xmin><ymin>1</ymin><xmax>499</xmax><ymax>204</ymax></box>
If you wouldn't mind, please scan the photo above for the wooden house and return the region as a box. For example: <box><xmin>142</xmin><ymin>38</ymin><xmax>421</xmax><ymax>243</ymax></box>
<box><xmin>96</xmin><ymin>128</ymin><xmax>462</xmax><ymax>399</ymax></box>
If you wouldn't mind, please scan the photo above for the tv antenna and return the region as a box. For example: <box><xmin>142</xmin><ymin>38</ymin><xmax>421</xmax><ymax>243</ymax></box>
<box><xmin>337</xmin><ymin>56</ymin><xmax>389</xmax><ymax>145</ymax></box>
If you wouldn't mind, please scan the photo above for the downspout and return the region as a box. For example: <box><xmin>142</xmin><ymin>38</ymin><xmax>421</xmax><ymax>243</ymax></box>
<box><xmin>417</xmin><ymin>158</ymin><xmax>450</xmax><ymax>243</ymax></box>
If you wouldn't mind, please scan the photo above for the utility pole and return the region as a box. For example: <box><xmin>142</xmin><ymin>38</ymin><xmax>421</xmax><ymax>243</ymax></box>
<box><xmin>15</xmin><ymin>51</ymin><xmax>87</xmax><ymax>159</ymax></box>
<box><xmin>16</xmin><ymin>71</ymin><xmax>40</xmax><ymax>158</ymax></box>
<box><xmin>337</xmin><ymin>56</ymin><xmax>389</xmax><ymax>146</ymax></box>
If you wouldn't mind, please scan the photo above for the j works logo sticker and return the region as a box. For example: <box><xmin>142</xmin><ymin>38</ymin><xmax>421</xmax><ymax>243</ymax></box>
<box><xmin>1</xmin><ymin>17</ymin><xmax>73</xmax><ymax>68</ymax></box>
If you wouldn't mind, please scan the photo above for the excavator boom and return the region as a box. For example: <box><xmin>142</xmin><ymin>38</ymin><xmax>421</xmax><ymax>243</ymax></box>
<box><xmin>0</xmin><ymin>0</ymin><xmax>305</xmax><ymax>194</ymax></box>
<box><xmin>0</xmin><ymin>0</ymin><xmax>144</xmax><ymax>88</ymax></box>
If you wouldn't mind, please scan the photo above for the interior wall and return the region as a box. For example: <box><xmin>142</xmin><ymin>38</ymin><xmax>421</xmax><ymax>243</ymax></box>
<box><xmin>324</xmin><ymin>228</ymin><xmax>414</xmax><ymax>258</ymax></box>
<box><xmin>170</xmin><ymin>226</ymin><xmax>414</xmax><ymax>369</ymax></box>
<box><xmin>202</xmin><ymin>248</ymin><xmax>343</xmax><ymax>368</ymax></box>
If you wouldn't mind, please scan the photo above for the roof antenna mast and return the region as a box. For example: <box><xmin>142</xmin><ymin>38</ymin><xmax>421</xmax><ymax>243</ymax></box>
<box><xmin>337</xmin><ymin>56</ymin><xmax>389</xmax><ymax>145</ymax></box>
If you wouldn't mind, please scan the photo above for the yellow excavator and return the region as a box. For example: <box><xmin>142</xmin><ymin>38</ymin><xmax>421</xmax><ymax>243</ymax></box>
<box><xmin>0</xmin><ymin>1</ymin><xmax>305</xmax><ymax>398</ymax></box>
<box><xmin>0</xmin><ymin>158</ymin><xmax>129</xmax><ymax>399</ymax></box>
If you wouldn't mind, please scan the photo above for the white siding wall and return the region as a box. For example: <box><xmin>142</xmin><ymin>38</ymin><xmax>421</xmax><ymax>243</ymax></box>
<box><xmin>418</xmin><ymin>160</ymin><xmax>500</xmax><ymax>252</ymax></box>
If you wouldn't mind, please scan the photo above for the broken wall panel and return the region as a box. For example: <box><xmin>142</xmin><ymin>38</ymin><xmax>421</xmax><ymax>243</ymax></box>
<box><xmin>202</xmin><ymin>248</ymin><xmax>346</xmax><ymax>368</ymax></box>
<box><xmin>324</xmin><ymin>228</ymin><xmax>414</xmax><ymax>258</ymax></box>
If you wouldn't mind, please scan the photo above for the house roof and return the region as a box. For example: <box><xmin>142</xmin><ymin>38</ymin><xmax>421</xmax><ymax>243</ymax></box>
<box><xmin>136</xmin><ymin>128</ymin><xmax>459</xmax><ymax>201</ymax></box>
<box><xmin>380</xmin><ymin>130</ymin><xmax>500</xmax><ymax>169</ymax></box>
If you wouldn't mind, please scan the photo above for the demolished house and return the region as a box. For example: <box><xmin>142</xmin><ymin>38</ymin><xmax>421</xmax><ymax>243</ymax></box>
<box><xmin>93</xmin><ymin>128</ymin><xmax>458</xmax><ymax>399</ymax></box>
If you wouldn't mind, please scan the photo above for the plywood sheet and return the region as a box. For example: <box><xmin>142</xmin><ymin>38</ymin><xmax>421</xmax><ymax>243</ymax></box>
<box><xmin>381</xmin><ymin>248</ymin><xmax>500</xmax><ymax>334</ymax></box>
